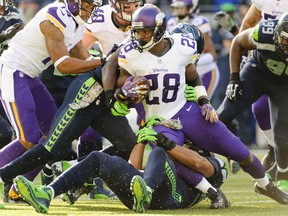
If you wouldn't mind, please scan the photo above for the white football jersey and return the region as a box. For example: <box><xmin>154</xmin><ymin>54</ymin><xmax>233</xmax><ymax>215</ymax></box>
<box><xmin>0</xmin><ymin>2</ymin><xmax>84</xmax><ymax>78</ymax></box>
<box><xmin>118</xmin><ymin>34</ymin><xmax>198</xmax><ymax>119</ymax></box>
<box><xmin>85</xmin><ymin>5</ymin><xmax>131</xmax><ymax>56</ymax></box>
<box><xmin>253</xmin><ymin>0</ymin><xmax>288</xmax><ymax>20</ymax></box>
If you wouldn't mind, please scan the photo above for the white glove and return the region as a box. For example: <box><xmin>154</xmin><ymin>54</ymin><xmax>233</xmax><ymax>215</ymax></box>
<box><xmin>213</xmin><ymin>11</ymin><xmax>236</xmax><ymax>31</ymax></box>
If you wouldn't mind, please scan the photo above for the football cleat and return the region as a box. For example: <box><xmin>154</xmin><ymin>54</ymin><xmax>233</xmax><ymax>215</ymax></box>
<box><xmin>15</xmin><ymin>176</ymin><xmax>52</xmax><ymax>213</ymax></box>
<box><xmin>262</xmin><ymin>146</ymin><xmax>277</xmax><ymax>181</ymax></box>
<box><xmin>206</xmin><ymin>188</ymin><xmax>230</xmax><ymax>209</ymax></box>
<box><xmin>130</xmin><ymin>175</ymin><xmax>152</xmax><ymax>213</ymax></box>
<box><xmin>2</xmin><ymin>180</ymin><xmax>12</xmax><ymax>203</ymax></box>
<box><xmin>40</xmin><ymin>170</ymin><xmax>54</xmax><ymax>186</ymax></box>
<box><xmin>254</xmin><ymin>181</ymin><xmax>288</xmax><ymax>204</ymax></box>
<box><xmin>276</xmin><ymin>180</ymin><xmax>288</xmax><ymax>192</ymax></box>
<box><xmin>89</xmin><ymin>178</ymin><xmax>116</xmax><ymax>200</ymax></box>
<box><xmin>62</xmin><ymin>183</ymin><xmax>96</xmax><ymax>205</ymax></box>
<box><xmin>9</xmin><ymin>183</ymin><xmax>29</xmax><ymax>204</ymax></box>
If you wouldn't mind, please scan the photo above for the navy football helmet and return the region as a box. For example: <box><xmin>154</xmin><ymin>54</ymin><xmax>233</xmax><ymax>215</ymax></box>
<box><xmin>109</xmin><ymin>0</ymin><xmax>142</xmax><ymax>22</ymax></box>
<box><xmin>274</xmin><ymin>12</ymin><xmax>288</xmax><ymax>60</ymax></box>
<box><xmin>171</xmin><ymin>22</ymin><xmax>204</xmax><ymax>54</ymax></box>
<box><xmin>0</xmin><ymin>0</ymin><xmax>14</xmax><ymax>16</ymax></box>
<box><xmin>131</xmin><ymin>4</ymin><xmax>166</xmax><ymax>52</ymax></box>
<box><xmin>65</xmin><ymin>0</ymin><xmax>102</xmax><ymax>24</ymax></box>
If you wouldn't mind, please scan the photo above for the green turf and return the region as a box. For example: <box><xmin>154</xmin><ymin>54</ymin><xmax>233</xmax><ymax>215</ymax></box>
<box><xmin>1</xmin><ymin>150</ymin><xmax>288</xmax><ymax>216</ymax></box>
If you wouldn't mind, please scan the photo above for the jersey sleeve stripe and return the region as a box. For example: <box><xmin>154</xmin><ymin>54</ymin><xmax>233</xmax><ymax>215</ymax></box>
<box><xmin>118</xmin><ymin>57</ymin><xmax>128</xmax><ymax>64</ymax></box>
<box><xmin>45</xmin><ymin>7</ymin><xmax>66</xmax><ymax>33</ymax></box>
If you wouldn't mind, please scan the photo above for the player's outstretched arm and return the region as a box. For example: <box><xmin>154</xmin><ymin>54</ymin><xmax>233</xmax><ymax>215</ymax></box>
<box><xmin>40</xmin><ymin>20</ymin><xmax>102</xmax><ymax>74</ymax></box>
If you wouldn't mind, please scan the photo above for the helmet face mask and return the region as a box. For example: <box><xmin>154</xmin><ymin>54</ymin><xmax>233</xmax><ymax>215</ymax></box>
<box><xmin>109</xmin><ymin>0</ymin><xmax>142</xmax><ymax>22</ymax></box>
<box><xmin>274</xmin><ymin>17</ymin><xmax>288</xmax><ymax>60</ymax></box>
<box><xmin>131</xmin><ymin>4</ymin><xmax>166</xmax><ymax>52</ymax></box>
<box><xmin>0</xmin><ymin>0</ymin><xmax>14</xmax><ymax>16</ymax></box>
<box><xmin>66</xmin><ymin>0</ymin><xmax>102</xmax><ymax>24</ymax></box>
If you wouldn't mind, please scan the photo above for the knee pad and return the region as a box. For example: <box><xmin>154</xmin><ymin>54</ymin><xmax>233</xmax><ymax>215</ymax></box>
<box><xmin>206</xmin><ymin>157</ymin><xmax>228</xmax><ymax>188</ymax></box>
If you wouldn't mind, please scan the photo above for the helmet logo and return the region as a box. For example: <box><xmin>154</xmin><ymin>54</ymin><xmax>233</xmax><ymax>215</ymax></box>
<box><xmin>155</xmin><ymin>12</ymin><xmax>165</xmax><ymax>26</ymax></box>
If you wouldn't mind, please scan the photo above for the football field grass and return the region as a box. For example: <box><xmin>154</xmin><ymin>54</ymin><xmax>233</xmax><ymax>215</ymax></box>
<box><xmin>1</xmin><ymin>149</ymin><xmax>288</xmax><ymax>216</ymax></box>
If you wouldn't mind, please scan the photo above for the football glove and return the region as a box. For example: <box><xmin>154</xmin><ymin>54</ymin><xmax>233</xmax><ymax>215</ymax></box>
<box><xmin>226</xmin><ymin>73</ymin><xmax>242</xmax><ymax>102</ymax></box>
<box><xmin>185</xmin><ymin>84</ymin><xmax>197</xmax><ymax>102</ymax></box>
<box><xmin>105</xmin><ymin>90</ymin><xmax>129</xmax><ymax>116</ymax></box>
<box><xmin>143</xmin><ymin>116</ymin><xmax>165</xmax><ymax>128</ymax></box>
<box><xmin>136</xmin><ymin>127</ymin><xmax>158</xmax><ymax>143</ymax></box>
<box><xmin>136</xmin><ymin>128</ymin><xmax>176</xmax><ymax>151</ymax></box>
<box><xmin>0</xmin><ymin>22</ymin><xmax>21</xmax><ymax>43</ymax></box>
<box><xmin>213</xmin><ymin>11</ymin><xmax>236</xmax><ymax>32</ymax></box>
<box><xmin>200</xmin><ymin>103</ymin><xmax>218</xmax><ymax>123</ymax></box>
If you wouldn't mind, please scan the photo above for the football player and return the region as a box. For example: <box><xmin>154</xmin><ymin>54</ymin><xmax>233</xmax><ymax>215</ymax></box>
<box><xmin>39</xmin><ymin>0</ymin><xmax>143</xmax><ymax>199</ymax></box>
<box><xmin>103</xmin><ymin>4</ymin><xmax>288</xmax><ymax>205</ymax></box>
<box><xmin>217</xmin><ymin>10</ymin><xmax>288</xmax><ymax>192</ymax></box>
<box><xmin>167</xmin><ymin>0</ymin><xmax>219</xmax><ymax>100</ymax></box>
<box><xmin>214</xmin><ymin>0</ymin><xmax>288</xmax><ymax>184</ymax></box>
<box><xmin>13</xmin><ymin>130</ymin><xmax>229</xmax><ymax>213</ymax></box>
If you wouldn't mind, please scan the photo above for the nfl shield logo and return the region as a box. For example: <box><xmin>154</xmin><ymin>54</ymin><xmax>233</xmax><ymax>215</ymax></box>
<box><xmin>158</xmin><ymin>59</ymin><xmax>162</xmax><ymax>64</ymax></box>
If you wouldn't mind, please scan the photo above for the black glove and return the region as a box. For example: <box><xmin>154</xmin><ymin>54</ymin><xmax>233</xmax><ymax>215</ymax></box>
<box><xmin>0</xmin><ymin>22</ymin><xmax>22</xmax><ymax>43</ymax></box>
<box><xmin>156</xmin><ymin>133</ymin><xmax>176</xmax><ymax>151</ymax></box>
<box><xmin>105</xmin><ymin>90</ymin><xmax>129</xmax><ymax>116</ymax></box>
<box><xmin>226</xmin><ymin>73</ymin><xmax>242</xmax><ymax>102</ymax></box>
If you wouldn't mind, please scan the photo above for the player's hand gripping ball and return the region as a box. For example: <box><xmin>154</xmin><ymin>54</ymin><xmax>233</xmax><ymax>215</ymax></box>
<box><xmin>116</xmin><ymin>76</ymin><xmax>150</xmax><ymax>104</ymax></box>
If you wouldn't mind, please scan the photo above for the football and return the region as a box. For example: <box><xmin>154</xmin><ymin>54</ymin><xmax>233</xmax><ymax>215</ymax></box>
<box><xmin>116</xmin><ymin>75</ymin><xmax>150</xmax><ymax>104</ymax></box>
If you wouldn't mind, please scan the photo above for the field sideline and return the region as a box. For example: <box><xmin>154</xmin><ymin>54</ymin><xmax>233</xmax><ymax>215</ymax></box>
<box><xmin>1</xmin><ymin>149</ymin><xmax>288</xmax><ymax>216</ymax></box>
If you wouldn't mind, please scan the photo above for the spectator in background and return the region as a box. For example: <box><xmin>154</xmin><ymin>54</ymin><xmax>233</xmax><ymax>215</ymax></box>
<box><xmin>15</xmin><ymin>0</ymin><xmax>41</xmax><ymax>24</ymax></box>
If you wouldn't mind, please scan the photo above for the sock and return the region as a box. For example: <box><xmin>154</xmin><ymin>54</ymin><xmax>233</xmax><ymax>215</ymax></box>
<box><xmin>255</xmin><ymin>176</ymin><xmax>270</xmax><ymax>189</ymax></box>
<box><xmin>195</xmin><ymin>177</ymin><xmax>215</xmax><ymax>194</ymax></box>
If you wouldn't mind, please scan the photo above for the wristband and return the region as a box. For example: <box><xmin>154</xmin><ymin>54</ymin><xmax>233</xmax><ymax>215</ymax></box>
<box><xmin>230</xmin><ymin>73</ymin><xmax>240</xmax><ymax>80</ymax></box>
<box><xmin>230</xmin><ymin>25</ymin><xmax>238</xmax><ymax>34</ymax></box>
<box><xmin>54</xmin><ymin>55</ymin><xmax>69</xmax><ymax>69</ymax></box>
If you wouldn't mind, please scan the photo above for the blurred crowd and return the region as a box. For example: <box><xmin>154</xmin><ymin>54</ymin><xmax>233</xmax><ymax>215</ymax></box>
<box><xmin>14</xmin><ymin>0</ymin><xmax>260</xmax><ymax>148</ymax></box>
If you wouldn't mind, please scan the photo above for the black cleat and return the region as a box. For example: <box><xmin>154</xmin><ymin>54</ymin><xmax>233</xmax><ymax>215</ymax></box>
<box><xmin>206</xmin><ymin>188</ymin><xmax>230</xmax><ymax>209</ymax></box>
<box><xmin>254</xmin><ymin>181</ymin><xmax>288</xmax><ymax>204</ymax></box>
<box><xmin>62</xmin><ymin>183</ymin><xmax>96</xmax><ymax>205</ymax></box>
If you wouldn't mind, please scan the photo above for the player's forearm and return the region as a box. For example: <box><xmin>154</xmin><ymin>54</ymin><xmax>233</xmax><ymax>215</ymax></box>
<box><xmin>128</xmin><ymin>143</ymin><xmax>145</xmax><ymax>170</ymax></box>
<box><xmin>229</xmin><ymin>37</ymin><xmax>243</xmax><ymax>73</ymax></box>
<box><xmin>102</xmin><ymin>49</ymin><xmax>121</xmax><ymax>91</ymax></box>
<box><xmin>56</xmin><ymin>57</ymin><xmax>102</xmax><ymax>74</ymax></box>
<box><xmin>167</xmin><ymin>145</ymin><xmax>214</xmax><ymax>177</ymax></box>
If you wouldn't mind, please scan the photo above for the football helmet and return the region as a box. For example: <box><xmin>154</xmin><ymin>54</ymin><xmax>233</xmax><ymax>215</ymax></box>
<box><xmin>65</xmin><ymin>0</ymin><xmax>102</xmax><ymax>24</ymax></box>
<box><xmin>170</xmin><ymin>22</ymin><xmax>204</xmax><ymax>54</ymax></box>
<box><xmin>274</xmin><ymin>12</ymin><xmax>288</xmax><ymax>60</ymax></box>
<box><xmin>109</xmin><ymin>0</ymin><xmax>142</xmax><ymax>22</ymax></box>
<box><xmin>0</xmin><ymin>0</ymin><xmax>14</xmax><ymax>16</ymax></box>
<box><xmin>170</xmin><ymin>0</ymin><xmax>199</xmax><ymax>20</ymax></box>
<box><xmin>131</xmin><ymin>4</ymin><xmax>166</xmax><ymax>52</ymax></box>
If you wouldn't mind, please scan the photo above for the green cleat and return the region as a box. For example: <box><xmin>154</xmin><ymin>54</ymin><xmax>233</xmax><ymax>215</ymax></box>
<box><xmin>15</xmin><ymin>176</ymin><xmax>52</xmax><ymax>213</ymax></box>
<box><xmin>277</xmin><ymin>180</ymin><xmax>288</xmax><ymax>192</ymax></box>
<box><xmin>130</xmin><ymin>175</ymin><xmax>152</xmax><ymax>213</ymax></box>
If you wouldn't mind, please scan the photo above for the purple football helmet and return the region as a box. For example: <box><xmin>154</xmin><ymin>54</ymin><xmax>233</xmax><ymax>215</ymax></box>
<box><xmin>109</xmin><ymin>0</ymin><xmax>142</xmax><ymax>22</ymax></box>
<box><xmin>65</xmin><ymin>0</ymin><xmax>102</xmax><ymax>24</ymax></box>
<box><xmin>170</xmin><ymin>0</ymin><xmax>199</xmax><ymax>19</ymax></box>
<box><xmin>131</xmin><ymin>4</ymin><xmax>166</xmax><ymax>52</ymax></box>
<box><xmin>171</xmin><ymin>22</ymin><xmax>204</xmax><ymax>54</ymax></box>
<box><xmin>274</xmin><ymin>11</ymin><xmax>288</xmax><ymax>60</ymax></box>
